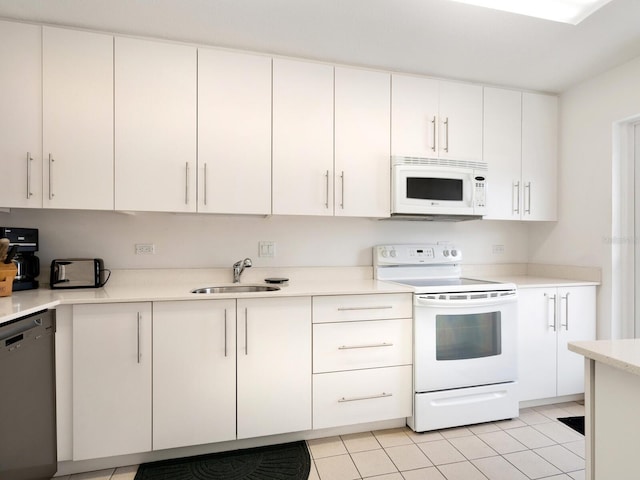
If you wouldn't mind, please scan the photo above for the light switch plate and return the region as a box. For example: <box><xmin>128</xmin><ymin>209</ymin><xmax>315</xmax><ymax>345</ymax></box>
<box><xmin>259</xmin><ymin>241</ymin><xmax>275</xmax><ymax>257</ymax></box>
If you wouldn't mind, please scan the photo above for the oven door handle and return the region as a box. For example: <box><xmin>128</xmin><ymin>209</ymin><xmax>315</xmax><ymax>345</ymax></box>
<box><xmin>414</xmin><ymin>294</ymin><xmax>517</xmax><ymax>308</ymax></box>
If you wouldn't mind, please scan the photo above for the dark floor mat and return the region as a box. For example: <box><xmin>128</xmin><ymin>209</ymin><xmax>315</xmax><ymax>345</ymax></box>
<box><xmin>558</xmin><ymin>416</ymin><xmax>585</xmax><ymax>435</ymax></box>
<box><xmin>134</xmin><ymin>441</ymin><xmax>310</xmax><ymax>480</ymax></box>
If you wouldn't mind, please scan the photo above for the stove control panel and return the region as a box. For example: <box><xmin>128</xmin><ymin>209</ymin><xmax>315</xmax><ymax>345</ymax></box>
<box><xmin>374</xmin><ymin>244</ymin><xmax>461</xmax><ymax>266</ymax></box>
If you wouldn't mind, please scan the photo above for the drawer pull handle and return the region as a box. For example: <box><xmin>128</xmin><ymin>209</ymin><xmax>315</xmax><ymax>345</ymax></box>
<box><xmin>338</xmin><ymin>342</ymin><xmax>393</xmax><ymax>350</ymax></box>
<box><xmin>337</xmin><ymin>306</ymin><xmax>393</xmax><ymax>311</ymax></box>
<box><xmin>338</xmin><ymin>392</ymin><xmax>392</xmax><ymax>403</ymax></box>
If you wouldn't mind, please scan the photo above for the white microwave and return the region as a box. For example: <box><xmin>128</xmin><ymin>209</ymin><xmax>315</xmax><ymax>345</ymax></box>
<box><xmin>391</xmin><ymin>156</ymin><xmax>487</xmax><ymax>220</ymax></box>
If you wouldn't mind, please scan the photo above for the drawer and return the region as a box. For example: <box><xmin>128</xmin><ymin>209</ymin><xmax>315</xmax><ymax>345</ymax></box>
<box><xmin>313</xmin><ymin>318</ymin><xmax>412</xmax><ymax>373</ymax></box>
<box><xmin>313</xmin><ymin>293</ymin><xmax>412</xmax><ymax>323</ymax></box>
<box><xmin>313</xmin><ymin>365</ymin><xmax>412</xmax><ymax>430</ymax></box>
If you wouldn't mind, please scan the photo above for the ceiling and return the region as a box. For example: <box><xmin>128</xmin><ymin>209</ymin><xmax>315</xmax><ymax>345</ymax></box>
<box><xmin>1</xmin><ymin>0</ymin><xmax>640</xmax><ymax>93</ymax></box>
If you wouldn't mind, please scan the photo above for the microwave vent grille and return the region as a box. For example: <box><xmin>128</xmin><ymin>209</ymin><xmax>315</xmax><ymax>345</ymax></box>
<box><xmin>392</xmin><ymin>156</ymin><xmax>486</xmax><ymax>171</ymax></box>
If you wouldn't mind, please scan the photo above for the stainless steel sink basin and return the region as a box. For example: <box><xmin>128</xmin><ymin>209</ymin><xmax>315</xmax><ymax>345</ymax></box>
<box><xmin>191</xmin><ymin>285</ymin><xmax>281</xmax><ymax>294</ymax></box>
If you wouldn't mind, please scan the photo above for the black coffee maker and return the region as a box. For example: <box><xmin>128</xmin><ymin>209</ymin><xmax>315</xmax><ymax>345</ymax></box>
<box><xmin>0</xmin><ymin>227</ymin><xmax>40</xmax><ymax>291</ymax></box>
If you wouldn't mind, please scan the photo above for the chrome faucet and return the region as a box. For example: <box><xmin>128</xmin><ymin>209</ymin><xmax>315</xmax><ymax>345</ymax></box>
<box><xmin>232</xmin><ymin>258</ymin><xmax>252</xmax><ymax>283</ymax></box>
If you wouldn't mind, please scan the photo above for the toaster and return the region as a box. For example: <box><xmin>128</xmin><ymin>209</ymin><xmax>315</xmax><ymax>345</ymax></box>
<box><xmin>50</xmin><ymin>258</ymin><xmax>109</xmax><ymax>289</ymax></box>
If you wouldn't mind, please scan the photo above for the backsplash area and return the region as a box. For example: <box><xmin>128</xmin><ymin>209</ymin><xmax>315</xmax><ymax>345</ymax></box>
<box><xmin>2</xmin><ymin>208</ymin><xmax>529</xmax><ymax>270</ymax></box>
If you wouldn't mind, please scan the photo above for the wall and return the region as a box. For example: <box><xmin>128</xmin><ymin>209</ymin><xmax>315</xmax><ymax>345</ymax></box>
<box><xmin>1</xmin><ymin>208</ymin><xmax>528</xmax><ymax>270</ymax></box>
<box><xmin>528</xmin><ymin>54</ymin><xmax>640</xmax><ymax>339</ymax></box>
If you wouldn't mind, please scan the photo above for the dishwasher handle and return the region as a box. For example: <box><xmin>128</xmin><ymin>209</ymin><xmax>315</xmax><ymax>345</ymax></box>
<box><xmin>0</xmin><ymin>311</ymin><xmax>51</xmax><ymax>344</ymax></box>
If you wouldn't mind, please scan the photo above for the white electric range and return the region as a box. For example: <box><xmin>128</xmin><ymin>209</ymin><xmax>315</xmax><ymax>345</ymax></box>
<box><xmin>374</xmin><ymin>243</ymin><xmax>519</xmax><ymax>432</ymax></box>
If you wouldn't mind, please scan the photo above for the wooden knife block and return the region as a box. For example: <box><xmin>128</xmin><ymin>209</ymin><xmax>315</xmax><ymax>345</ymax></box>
<box><xmin>0</xmin><ymin>263</ymin><xmax>18</xmax><ymax>297</ymax></box>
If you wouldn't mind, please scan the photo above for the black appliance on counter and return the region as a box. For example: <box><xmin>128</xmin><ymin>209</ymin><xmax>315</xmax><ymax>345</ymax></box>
<box><xmin>0</xmin><ymin>227</ymin><xmax>40</xmax><ymax>291</ymax></box>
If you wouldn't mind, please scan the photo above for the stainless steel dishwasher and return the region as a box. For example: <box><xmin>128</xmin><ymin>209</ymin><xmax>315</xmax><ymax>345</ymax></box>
<box><xmin>0</xmin><ymin>310</ymin><xmax>57</xmax><ymax>480</ymax></box>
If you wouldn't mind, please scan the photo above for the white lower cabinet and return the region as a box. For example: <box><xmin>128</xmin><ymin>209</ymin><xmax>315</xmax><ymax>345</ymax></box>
<box><xmin>72</xmin><ymin>303</ymin><xmax>152</xmax><ymax>461</ymax></box>
<box><xmin>312</xmin><ymin>294</ymin><xmax>413</xmax><ymax>429</ymax></box>
<box><xmin>153</xmin><ymin>300</ymin><xmax>236</xmax><ymax>450</ymax></box>
<box><xmin>314</xmin><ymin>366</ymin><xmax>412</xmax><ymax>429</ymax></box>
<box><xmin>518</xmin><ymin>285</ymin><xmax>596</xmax><ymax>402</ymax></box>
<box><xmin>237</xmin><ymin>297</ymin><xmax>312</xmax><ymax>439</ymax></box>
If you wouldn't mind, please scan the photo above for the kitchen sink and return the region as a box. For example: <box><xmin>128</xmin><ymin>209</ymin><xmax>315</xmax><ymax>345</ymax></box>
<box><xmin>190</xmin><ymin>285</ymin><xmax>281</xmax><ymax>294</ymax></box>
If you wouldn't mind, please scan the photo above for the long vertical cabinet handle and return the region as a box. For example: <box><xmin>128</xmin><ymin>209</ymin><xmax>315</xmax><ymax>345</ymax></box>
<box><xmin>524</xmin><ymin>182</ymin><xmax>532</xmax><ymax>215</ymax></box>
<box><xmin>48</xmin><ymin>154</ymin><xmax>55</xmax><ymax>200</ymax></box>
<box><xmin>324</xmin><ymin>170</ymin><xmax>330</xmax><ymax>209</ymax></box>
<box><xmin>340</xmin><ymin>171</ymin><xmax>345</xmax><ymax>209</ymax></box>
<box><xmin>545</xmin><ymin>293</ymin><xmax>557</xmax><ymax>331</ymax></box>
<box><xmin>26</xmin><ymin>152</ymin><xmax>33</xmax><ymax>199</ymax></box>
<box><xmin>185</xmin><ymin>162</ymin><xmax>190</xmax><ymax>205</ymax></box>
<box><xmin>244</xmin><ymin>307</ymin><xmax>248</xmax><ymax>355</ymax></box>
<box><xmin>223</xmin><ymin>308</ymin><xmax>227</xmax><ymax>357</ymax></box>
<box><xmin>203</xmin><ymin>163</ymin><xmax>208</xmax><ymax>206</ymax></box>
<box><xmin>513</xmin><ymin>181</ymin><xmax>520</xmax><ymax>214</ymax></box>
<box><xmin>137</xmin><ymin>312</ymin><xmax>142</xmax><ymax>364</ymax></box>
<box><xmin>443</xmin><ymin>117</ymin><xmax>449</xmax><ymax>152</ymax></box>
<box><xmin>561</xmin><ymin>292</ymin><xmax>570</xmax><ymax>330</ymax></box>
<box><xmin>430</xmin><ymin>116</ymin><xmax>437</xmax><ymax>152</ymax></box>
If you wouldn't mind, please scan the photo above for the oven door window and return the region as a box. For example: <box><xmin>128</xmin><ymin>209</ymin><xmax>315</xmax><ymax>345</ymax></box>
<box><xmin>406</xmin><ymin>177</ymin><xmax>463</xmax><ymax>202</ymax></box>
<box><xmin>435</xmin><ymin>312</ymin><xmax>501</xmax><ymax>360</ymax></box>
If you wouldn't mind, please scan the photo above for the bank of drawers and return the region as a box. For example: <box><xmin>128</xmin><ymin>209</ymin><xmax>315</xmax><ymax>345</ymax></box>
<box><xmin>312</xmin><ymin>293</ymin><xmax>413</xmax><ymax>429</ymax></box>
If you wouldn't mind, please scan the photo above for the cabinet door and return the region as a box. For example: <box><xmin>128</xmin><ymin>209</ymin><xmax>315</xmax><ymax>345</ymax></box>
<box><xmin>517</xmin><ymin>288</ymin><xmax>558</xmax><ymax>402</ymax></box>
<box><xmin>115</xmin><ymin>37</ymin><xmax>197</xmax><ymax>212</ymax></box>
<box><xmin>391</xmin><ymin>74</ymin><xmax>439</xmax><ymax>157</ymax></box>
<box><xmin>557</xmin><ymin>286</ymin><xmax>596</xmax><ymax>396</ymax></box>
<box><xmin>438</xmin><ymin>81</ymin><xmax>483</xmax><ymax>162</ymax></box>
<box><xmin>0</xmin><ymin>21</ymin><xmax>42</xmax><ymax>208</ymax></box>
<box><xmin>335</xmin><ymin>67</ymin><xmax>390</xmax><ymax>218</ymax></box>
<box><xmin>272</xmin><ymin>59</ymin><xmax>334</xmax><ymax>215</ymax></box>
<box><xmin>43</xmin><ymin>26</ymin><xmax>113</xmax><ymax>210</ymax></box>
<box><xmin>237</xmin><ymin>296</ymin><xmax>312</xmax><ymax>439</ymax></box>
<box><xmin>522</xmin><ymin>93</ymin><xmax>558</xmax><ymax>221</ymax></box>
<box><xmin>483</xmin><ymin>87</ymin><xmax>522</xmax><ymax>220</ymax></box>
<box><xmin>72</xmin><ymin>303</ymin><xmax>151</xmax><ymax>460</ymax></box>
<box><xmin>153</xmin><ymin>300</ymin><xmax>236</xmax><ymax>450</ymax></box>
<box><xmin>198</xmin><ymin>49</ymin><xmax>271</xmax><ymax>215</ymax></box>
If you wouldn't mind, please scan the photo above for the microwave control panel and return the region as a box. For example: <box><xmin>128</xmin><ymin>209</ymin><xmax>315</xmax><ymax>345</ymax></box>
<box><xmin>474</xmin><ymin>176</ymin><xmax>486</xmax><ymax>208</ymax></box>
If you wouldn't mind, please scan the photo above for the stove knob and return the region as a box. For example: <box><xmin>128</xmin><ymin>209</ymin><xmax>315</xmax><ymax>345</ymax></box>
<box><xmin>443</xmin><ymin>250</ymin><xmax>450</xmax><ymax>257</ymax></box>
<box><xmin>390</xmin><ymin>249</ymin><xmax>397</xmax><ymax>258</ymax></box>
<box><xmin>381</xmin><ymin>249</ymin><xmax>388</xmax><ymax>258</ymax></box>
<box><xmin>451</xmin><ymin>249</ymin><xmax>458</xmax><ymax>257</ymax></box>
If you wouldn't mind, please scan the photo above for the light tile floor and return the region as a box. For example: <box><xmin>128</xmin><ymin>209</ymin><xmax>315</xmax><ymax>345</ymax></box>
<box><xmin>52</xmin><ymin>401</ymin><xmax>585</xmax><ymax>480</ymax></box>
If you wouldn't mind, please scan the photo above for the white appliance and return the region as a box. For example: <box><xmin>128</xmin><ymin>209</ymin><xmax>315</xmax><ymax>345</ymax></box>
<box><xmin>391</xmin><ymin>156</ymin><xmax>487</xmax><ymax>221</ymax></box>
<box><xmin>374</xmin><ymin>243</ymin><xmax>519</xmax><ymax>432</ymax></box>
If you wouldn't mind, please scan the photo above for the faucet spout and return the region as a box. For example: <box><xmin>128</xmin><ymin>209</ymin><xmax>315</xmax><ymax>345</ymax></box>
<box><xmin>232</xmin><ymin>258</ymin><xmax>252</xmax><ymax>283</ymax></box>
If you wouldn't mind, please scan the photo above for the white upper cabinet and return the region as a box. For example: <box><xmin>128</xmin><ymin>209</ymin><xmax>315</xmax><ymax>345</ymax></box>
<box><xmin>484</xmin><ymin>87</ymin><xmax>523</xmax><ymax>220</ymax></box>
<box><xmin>272</xmin><ymin>58</ymin><xmax>334</xmax><ymax>216</ymax></box>
<box><xmin>198</xmin><ymin>49</ymin><xmax>272</xmax><ymax>215</ymax></box>
<box><xmin>43</xmin><ymin>26</ymin><xmax>114</xmax><ymax>210</ymax></box>
<box><xmin>522</xmin><ymin>92</ymin><xmax>558</xmax><ymax>221</ymax></box>
<box><xmin>0</xmin><ymin>21</ymin><xmax>42</xmax><ymax>208</ymax></box>
<box><xmin>392</xmin><ymin>75</ymin><xmax>483</xmax><ymax>162</ymax></box>
<box><xmin>334</xmin><ymin>67</ymin><xmax>391</xmax><ymax>218</ymax></box>
<box><xmin>484</xmin><ymin>88</ymin><xmax>558</xmax><ymax>221</ymax></box>
<box><xmin>438</xmin><ymin>81</ymin><xmax>483</xmax><ymax>161</ymax></box>
<box><xmin>115</xmin><ymin>36</ymin><xmax>197</xmax><ymax>212</ymax></box>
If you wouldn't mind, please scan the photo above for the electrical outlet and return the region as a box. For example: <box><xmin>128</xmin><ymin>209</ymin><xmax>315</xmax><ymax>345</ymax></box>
<box><xmin>259</xmin><ymin>241</ymin><xmax>275</xmax><ymax>258</ymax></box>
<box><xmin>492</xmin><ymin>244</ymin><xmax>505</xmax><ymax>254</ymax></box>
<box><xmin>135</xmin><ymin>243</ymin><xmax>156</xmax><ymax>255</ymax></box>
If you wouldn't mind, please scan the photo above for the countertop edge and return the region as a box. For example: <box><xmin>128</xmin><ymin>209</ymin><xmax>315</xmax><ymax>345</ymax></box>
<box><xmin>568</xmin><ymin>340</ymin><xmax>640</xmax><ymax>377</ymax></box>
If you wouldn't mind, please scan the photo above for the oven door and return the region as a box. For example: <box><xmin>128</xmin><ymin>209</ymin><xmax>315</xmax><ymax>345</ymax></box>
<box><xmin>392</xmin><ymin>165</ymin><xmax>476</xmax><ymax>216</ymax></box>
<box><xmin>414</xmin><ymin>290</ymin><xmax>518</xmax><ymax>392</ymax></box>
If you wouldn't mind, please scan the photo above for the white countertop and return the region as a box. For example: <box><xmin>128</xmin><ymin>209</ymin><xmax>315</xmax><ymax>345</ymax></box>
<box><xmin>0</xmin><ymin>267</ymin><xmax>599</xmax><ymax>326</ymax></box>
<box><xmin>0</xmin><ymin>269</ymin><xmax>413</xmax><ymax>325</ymax></box>
<box><xmin>476</xmin><ymin>275</ymin><xmax>600</xmax><ymax>288</ymax></box>
<box><xmin>569</xmin><ymin>339</ymin><xmax>640</xmax><ymax>377</ymax></box>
